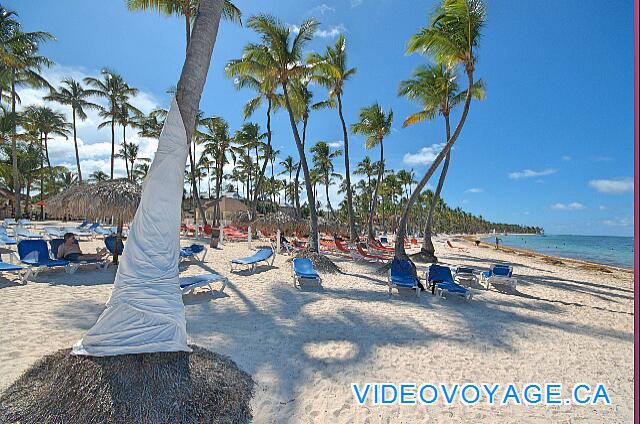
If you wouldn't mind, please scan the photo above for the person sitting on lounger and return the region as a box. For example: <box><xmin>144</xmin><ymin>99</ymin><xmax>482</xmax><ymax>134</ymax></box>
<box><xmin>57</xmin><ymin>233</ymin><xmax>108</xmax><ymax>261</ymax></box>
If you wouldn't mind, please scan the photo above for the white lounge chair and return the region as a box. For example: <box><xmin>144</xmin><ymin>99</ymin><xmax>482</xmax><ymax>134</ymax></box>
<box><xmin>179</xmin><ymin>273</ymin><xmax>228</xmax><ymax>296</ymax></box>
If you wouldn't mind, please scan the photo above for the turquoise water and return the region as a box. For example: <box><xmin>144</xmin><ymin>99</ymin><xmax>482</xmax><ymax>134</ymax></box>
<box><xmin>481</xmin><ymin>234</ymin><xmax>635</xmax><ymax>269</ymax></box>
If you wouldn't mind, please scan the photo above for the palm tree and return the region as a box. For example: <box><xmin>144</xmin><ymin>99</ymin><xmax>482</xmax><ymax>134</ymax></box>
<box><xmin>22</xmin><ymin>105</ymin><xmax>70</xmax><ymax>182</ymax></box>
<box><xmin>89</xmin><ymin>169</ymin><xmax>109</xmax><ymax>182</ymax></box>
<box><xmin>308</xmin><ymin>34</ymin><xmax>358</xmax><ymax>240</ymax></box>
<box><xmin>0</xmin><ymin>10</ymin><xmax>53</xmax><ymax>216</ymax></box>
<box><xmin>240</xmin><ymin>15</ymin><xmax>320</xmax><ymax>251</ymax></box>
<box><xmin>84</xmin><ymin>69</ymin><xmax>138</xmax><ymax>179</ymax></box>
<box><xmin>395</xmin><ymin>0</ymin><xmax>486</xmax><ymax>259</ymax></box>
<box><xmin>115</xmin><ymin>141</ymin><xmax>140</xmax><ymax>180</ymax></box>
<box><xmin>279</xmin><ymin>155</ymin><xmax>295</xmax><ymax>205</ymax></box>
<box><xmin>200</xmin><ymin>116</ymin><xmax>230</xmax><ymax>224</ymax></box>
<box><xmin>351</xmin><ymin>103</ymin><xmax>393</xmax><ymax>240</ymax></box>
<box><xmin>44</xmin><ymin>78</ymin><xmax>98</xmax><ymax>182</ymax></box>
<box><xmin>310</xmin><ymin>141</ymin><xmax>342</xmax><ymax>218</ymax></box>
<box><xmin>399</xmin><ymin>63</ymin><xmax>485</xmax><ymax>260</ymax></box>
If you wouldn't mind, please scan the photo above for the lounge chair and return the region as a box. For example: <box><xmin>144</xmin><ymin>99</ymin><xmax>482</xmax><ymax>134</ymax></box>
<box><xmin>480</xmin><ymin>264</ymin><xmax>517</xmax><ymax>291</ymax></box>
<box><xmin>0</xmin><ymin>253</ymin><xmax>26</xmax><ymax>282</ymax></box>
<box><xmin>180</xmin><ymin>243</ymin><xmax>207</xmax><ymax>262</ymax></box>
<box><xmin>354</xmin><ymin>243</ymin><xmax>391</xmax><ymax>263</ymax></box>
<box><xmin>0</xmin><ymin>226</ymin><xmax>16</xmax><ymax>245</ymax></box>
<box><xmin>104</xmin><ymin>236</ymin><xmax>124</xmax><ymax>255</ymax></box>
<box><xmin>44</xmin><ymin>227</ymin><xmax>66</xmax><ymax>239</ymax></box>
<box><xmin>3</xmin><ymin>218</ymin><xmax>17</xmax><ymax>226</ymax></box>
<box><xmin>447</xmin><ymin>240</ymin><xmax>469</xmax><ymax>252</ymax></box>
<box><xmin>427</xmin><ymin>264</ymin><xmax>473</xmax><ymax>301</ymax></box>
<box><xmin>77</xmin><ymin>219</ymin><xmax>89</xmax><ymax>230</ymax></box>
<box><xmin>454</xmin><ymin>266</ymin><xmax>478</xmax><ymax>287</ymax></box>
<box><xmin>334</xmin><ymin>238</ymin><xmax>353</xmax><ymax>256</ymax></box>
<box><xmin>231</xmin><ymin>247</ymin><xmax>275</xmax><ymax>273</ymax></box>
<box><xmin>49</xmin><ymin>239</ymin><xmax>108</xmax><ymax>273</ymax></box>
<box><xmin>17</xmin><ymin>240</ymin><xmax>70</xmax><ymax>282</ymax></box>
<box><xmin>64</xmin><ymin>226</ymin><xmax>93</xmax><ymax>239</ymax></box>
<box><xmin>388</xmin><ymin>258</ymin><xmax>422</xmax><ymax>297</ymax></box>
<box><xmin>292</xmin><ymin>258</ymin><xmax>321</xmax><ymax>287</ymax></box>
<box><xmin>92</xmin><ymin>224</ymin><xmax>114</xmax><ymax>236</ymax></box>
<box><xmin>17</xmin><ymin>219</ymin><xmax>33</xmax><ymax>227</ymax></box>
<box><xmin>13</xmin><ymin>226</ymin><xmax>42</xmax><ymax>240</ymax></box>
<box><xmin>179</xmin><ymin>273</ymin><xmax>228</xmax><ymax>296</ymax></box>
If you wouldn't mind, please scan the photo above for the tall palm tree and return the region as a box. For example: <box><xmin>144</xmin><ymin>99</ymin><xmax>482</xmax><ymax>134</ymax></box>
<box><xmin>127</xmin><ymin>0</ymin><xmax>241</xmax><ymax>226</ymax></box>
<box><xmin>308</xmin><ymin>34</ymin><xmax>358</xmax><ymax>240</ymax></box>
<box><xmin>395</xmin><ymin>0</ymin><xmax>486</xmax><ymax>259</ymax></box>
<box><xmin>279</xmin><ymin>155</ymin><xmax>295</xmax><ymax>205</ymax></box>
<box><xmin>22</xmin><ymin>105</ymin><xmax>70</xmax><ymax>182</ymax></box>
<box><xmin>399</xmin><ymin>63</ymin><xmax>485</xmax><ymax>260</ymax></box>
<box><xmin>45</xmin><ymin>78</ymin><xmax>98</xmax><ymax>182</ymax></box>
<box><xmin>200</xmin><ymin>116</ymin><xmax>230</xmax><ymax>224</ymax></box>
<box><xmin>115</xmin><ymin>141</ymin><xmax>140</xmax><ymax>180</ymax></box>
<box><xmin>241</xmin><ymin>14</ymin><xmax>321</xmax><ymax>251</ymax></box>
<box><xmin>84</xmin><ymin>69</ymin><xmax>138</xmax><ymax>179</ymax></box>
<box><xmin>310</xmin><ymin>141</ymin><xmax>342</xmax><ymax>218</ymax></box>
<box><xmin>351</xmin><ymin>103</ymin><xmax>393</xmax><ymax>240</ymax></box>
<box><xmin>0</xmin><ymin>10</ymin><xmax>53</xmax><ymax>216</ymax></box>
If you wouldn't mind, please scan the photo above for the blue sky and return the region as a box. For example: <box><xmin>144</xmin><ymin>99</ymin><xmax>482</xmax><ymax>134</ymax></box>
<box><xmin>9</xmin><ymin>0</ymin><xmax>635</xmax><ymax>236</ymax></box>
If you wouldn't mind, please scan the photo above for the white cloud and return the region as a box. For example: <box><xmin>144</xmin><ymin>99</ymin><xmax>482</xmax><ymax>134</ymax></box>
<box><xmin>403</xmin><ymin>143</ymin><xmax>445</xmax><ymax>166</ymax></box>
<box><xmin>588</xmin><ymin>177</ymin><xmax>633</xmax><ymax>194</ymax></box>
<box><xmin>289</xmin><ymin>23</ymin><xmax>345</xmax><ymax>38</ymax></box>
<box><xmin>328</xmin><ymin>140</ymin><xmax>343</xmax><ymax>148</ymax></box>
<box><xmin>351</xmin><ymin>0</ymin><xmax>363</xmax><ymax>7</ymax></box>
<box><xmin>550</xmin><ymin>202</ymin><xmax>586</xmax><ymax>211</ymax></box>
<box><xmin>508</xmin><ymin>168</ymin><xmax>557</xmax><ymax>179</ymax></box>
<box><xmin>308</xmin><ymin>4</ymin><xmax>335</xmax><ymax>15</ymax></box>
<box><xmin>561</xmin><ymin>155</ymin><xmax>572</xmax><ymax>161</ymax></box>
<box><xmin>465</xmin><ymin>187</ymin><xmax>483</xmax><ymax>193</ymax></box>
<box><xmin>602</xmin><ymin>216</ymin><xmax>632</xmax><ymax>227</ymax></box>
<box><xmin>599</xmin><ymin>205</ymin><xmax>608</xmax><ymax>210</ymax></box>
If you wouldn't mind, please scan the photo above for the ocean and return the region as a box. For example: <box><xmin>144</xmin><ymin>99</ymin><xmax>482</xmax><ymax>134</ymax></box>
<box><xmin>481</xmin><ymin>234</ymin><xmax>635</xmax><ymax>269</ymax></box>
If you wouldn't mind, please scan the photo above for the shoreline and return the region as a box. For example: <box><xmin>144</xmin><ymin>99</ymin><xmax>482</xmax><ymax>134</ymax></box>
<box><xmin>459</xmin><ymin>235</ymin><xmax>634</xmax><ymax>274</ymax></box>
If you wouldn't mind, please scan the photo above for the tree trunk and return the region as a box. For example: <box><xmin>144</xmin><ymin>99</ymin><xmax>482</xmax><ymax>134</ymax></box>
<box><xmin>337</xmin><ymin>94</ymin><xmax>356</xmax><ymax>240</ymax></box>
<box><xmin>395</xmin><ymin>70</ymin><xmax>475</xmax><ymax>260</ymax></box>
<box><xmin>123</xmin><ymin>125</ymin><xmax>130</xmax><ymax>180</ymax></box>
<box><xmin>10</xmin><ymin>69</ymin><xmax>21</xmax><ymax>217</ymax></box>
<box><xmin>251</xmin><ymin>98</ymin><xmax>272</xmax><ymax>220</ymax></box>
<box><xmin>418</xmin><ymin>114</ymin><xmax>452</xmax><ymax>262</ymax></box>
<box><xmin>72</xmin><ymin>109</ymin><xmax>83</xmax><ymax>182</ymax></box>
<box><xmin>282</xmin><ymin>82</ymin><xmax>319</xmax><ymax>252</ymax></box>
<box><xmin>110</xmin><ymin>105</ymin><xmax>115</xmax><ymax>179</ymax></box>
<box><xmin>294</xmin><ymin>117</ymin><xmax>307</xmax><ymax>216</ymax></box>
<box><xmin>188</xmin><ymin>138</ymin><xmax>208</xmax><ymax>225</ymax></box>
<box><xmin>367</xmin><ymin>139</ymin><xmax>384</xmax><ymax>240</ymax></box>
<box><xmin>43</xmin><ymin>133</ymin><xmax>54</xmax><ymax>185</ymax></box>
<box><xmin>325</xmin><ymin>178</ymin><xmax>335</xmax><ymax>217</ymax></box>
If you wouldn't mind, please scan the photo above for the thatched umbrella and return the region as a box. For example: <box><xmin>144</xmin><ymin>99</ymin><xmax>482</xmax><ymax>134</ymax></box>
<box><xmin>47</xmin><ymin>179</ymin><xmax>142</xmax><ymax>263</ymax></box>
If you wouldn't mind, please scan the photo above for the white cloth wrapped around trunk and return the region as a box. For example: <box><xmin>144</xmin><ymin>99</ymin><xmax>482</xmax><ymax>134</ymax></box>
<box><xmin>73</xmin><ymin>98</ymin><xmax>191</xmax><ymax>356</ymax></box>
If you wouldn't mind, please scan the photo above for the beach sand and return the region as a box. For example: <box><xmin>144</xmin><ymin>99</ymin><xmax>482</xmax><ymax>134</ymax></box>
<box><xmin>0</xmin><ymin>224</ymin><xmax>634</xmax><ymax>423</ymax></box>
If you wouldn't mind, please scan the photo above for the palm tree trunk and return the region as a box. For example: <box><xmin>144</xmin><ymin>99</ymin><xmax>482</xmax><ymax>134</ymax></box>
<box><xmin>395</xmin><ymin>70</ymin><xmax>475</xmax><ymax>260</ymax></box>
<box><xmin>337</xmin><ymin>94</ymin><xmax>356</xmax><ymax>240</ymax></box>
<box><xmin>123</xmin><ymin>125</ymin><xmax>130</xmax><ymax>180</ymax></box>
<box><xmin>251</xmin><ymin>98</ymin><xmax>272</xmax><ymax>220</ymax></box>
<box><xmin>110</xmin><ymin>106</ymin><xmax>115</xmax><ymax>179</ymax></box>
<box><xmin>325</xmin><ymin>178</ymin><xmax>335</xmax><ymax>217</ymax></box>
<box><xmin>283</xmin><ymin>82</ymin><xmax>319</xmax><ymax>252</ymax></box>
<box><xmin>420</xmin><ymin>114</ymin><xmax>451</xmax><ymax>261</ymax></box>
<box><xmin>43</xmin><ymin>133</ymin><xmax>54</xmax><ymax>184</ymax></box>
<box><xmin>367</xmin><ymin>139</ymin><xmax>384</xmax><ymax>240</ymax></box>
<box><xmin>10</xmin><ymin>69</ymin><xmax>20</xmax><ymax>217</ymax></box>
<box><xmin>72</xmin><ymin>109</ymin><xmax>83</xmax><ymax>182</ymax></box>
<box><xmin>294</xmin><ymin>117</ymin><xmax>307</xmax><ymax>216</ymax></box>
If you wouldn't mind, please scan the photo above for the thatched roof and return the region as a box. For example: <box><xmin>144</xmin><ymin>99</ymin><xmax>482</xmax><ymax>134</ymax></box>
<box><xmin>46</xmin><ymin>179</ymin><xmax>142</xmax><ymax>223</ymax></box>
<box><xmin>0</xmin><ymin>345</ymin><xmax>254</xmax><ymax>423</ymax></box>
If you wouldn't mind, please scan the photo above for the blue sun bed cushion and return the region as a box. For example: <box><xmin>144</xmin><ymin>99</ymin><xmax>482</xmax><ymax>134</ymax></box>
<box><xmin>388</xmin><ymin>258</ymin><xmax>421</xmax><ymax>297</ymax></box>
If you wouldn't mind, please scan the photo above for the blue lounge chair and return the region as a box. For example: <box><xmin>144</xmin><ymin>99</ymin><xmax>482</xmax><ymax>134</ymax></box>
<box><xmin>77</xmin><ymin>219</ymin><xmax>89</xmax><ymax>230</ymax></box>
<box><xmin>231</xmin><ymin>247</ymin><xmax>275</xmax><ymax>273</ymax></box>
<box><xmin>104</xmin><ymin>236</ymin><xmax>124</xmax><ymax>255</ymax></box>
<box><xmin>480</xmin><ymin>264</ymin><xmax>517</xmax><ymax>291</ymax></box>
<box><xmin>427</xmin><ymin>264</ymin><xmax>473</xmax><ymax>301</ymax></box>
<box><xmin>17</xmin><ymin>240</ymin><xmax>69</xmax><ymax>282</ymax></box>
<box><xmin>17</xmin><ymin>219</ymin><xmax>33</xmax><ymax>227</ymax></box>
<box><xmin>388</xmin><ymin>258</ymin><xmax>422</xmax><ymax>297</ymax></box>
<box><xmin>93</xmin><ymin>225</ymin><xmax>114</xmax><ymax>236</ymax></box>
<box><xmin>49</xmin><ymin>239</ymin><xmax>108</xmax><ymax>273</ymax></box>
<box><xmin>3</xmin><ymin>218</ymin><xmax>17</xmax><ymax>226</ymax></box>
<box><xmin>179</xmin><ymin>273</ymin><xmax>228</xmax><ymax>296</ymax></box>
<box><xmin>292</xmin><ymin>258</ymin><xmax>321</xmax><ymax>287</ymax></box>
<box><xmin>180</xmin><ymin>244</ymin><xmax>207</xmax><ymax>263</ymax></box>
<box><xmin>64</xmin><ymin>226</ymin><xmax>92</xmax><ymax>239</ymax></box>
<box><xmin>44</xmin><ymin>227</ymin><xmax>66</xmax><ymax>239</ymax></box>
<box><xmin>0</xmin><ymin>253</ymin><xmax>26</xmax><ymax>282</ymax></box>
<box><xmin>0</xmin><ymin>227</ymin><xmax>16</xmax><ymax>245</ymax></box>
<box><xmin>13</xmin><ymin>226</ymin><xmax>42</xmax><ymax>240</ymax></box>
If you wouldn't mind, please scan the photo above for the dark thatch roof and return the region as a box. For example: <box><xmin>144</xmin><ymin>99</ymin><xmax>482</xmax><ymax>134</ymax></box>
<box><xmin>0</xmin><ymin>345</ymin><xmax>254</xmax><ymax>424</ymax></box>
<box><xmin>46</xmin><ymin>179</ymin><xmax>142</xmax><ymax>223</ymax></box>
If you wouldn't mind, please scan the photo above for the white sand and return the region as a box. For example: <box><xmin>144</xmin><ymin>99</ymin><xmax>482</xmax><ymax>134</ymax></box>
<box><xmin>0</xmin><ymin>224</ymin><xmax>634</xmax><ymax>423</ymax></box>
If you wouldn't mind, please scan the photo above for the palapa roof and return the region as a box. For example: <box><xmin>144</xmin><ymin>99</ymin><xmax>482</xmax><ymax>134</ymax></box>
<box><xmin>46</xmin><ymin>179</ymin><xmax>142</xmax><ymax>223</ymax></box>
